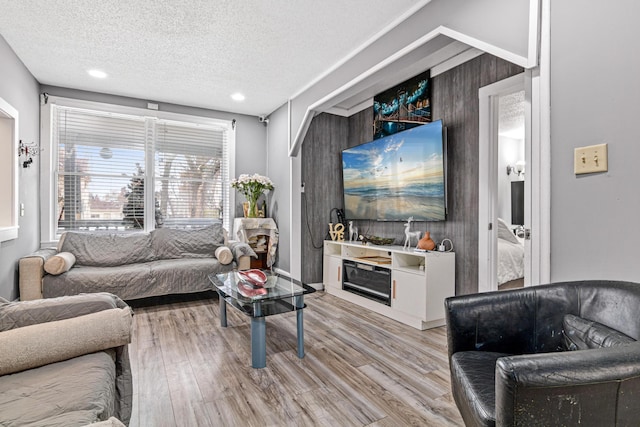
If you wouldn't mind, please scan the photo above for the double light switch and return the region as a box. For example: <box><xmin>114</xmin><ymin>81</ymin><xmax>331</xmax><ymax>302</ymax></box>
<box><xmin>574</xmin><ymin>143</ymin><xmax>608</xmax><ymax>175</ymax></box>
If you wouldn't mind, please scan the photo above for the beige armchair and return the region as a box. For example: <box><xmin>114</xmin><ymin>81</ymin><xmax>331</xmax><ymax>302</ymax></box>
<box><xmin>0</xmin><ymin>292</ymin><xmax>133</xmax><ymax>426</ymax></box>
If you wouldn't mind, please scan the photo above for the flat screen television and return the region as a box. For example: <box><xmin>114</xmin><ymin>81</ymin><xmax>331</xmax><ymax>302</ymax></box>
<box><xmin>341</xmin><ymin>120</ymin><xmax>447</xmax><ymax>221</ymax></box>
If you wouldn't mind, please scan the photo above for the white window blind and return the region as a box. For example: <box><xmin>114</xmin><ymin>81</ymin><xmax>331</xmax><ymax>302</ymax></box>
<box><xmin>154</xmin><ymin>120</ymin><xmax>228</xmax><ymax>228</ymax></box>
<box><xmin>51</xmin><ymin>104</ymin><xmax>231</xmax><ymax>235</ymax></box>
<box><xmin>54</xmin><ymin>107</ymin><xmax>146</xmax><ymax>232</ymax></box>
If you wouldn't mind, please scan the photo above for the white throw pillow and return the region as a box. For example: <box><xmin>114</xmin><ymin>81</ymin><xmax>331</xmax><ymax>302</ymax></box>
<box><xmin>497</xmin><ymin>218</ymin><xmax>520</xmax><ymax>244</ymax></box>
<box><xmin>44</xmin><ymin>252</ymin><xmax>76</xmax><ymax>275</ymax></box>
<box><xmin>214</xmin><ymin>246</ymin><xmax>233</xmax><ymax>265</ymax></box>
<box><xmin>0</xmin><ymin>307</ymin><xmax>132</xmax><ymax>376</ymax></box>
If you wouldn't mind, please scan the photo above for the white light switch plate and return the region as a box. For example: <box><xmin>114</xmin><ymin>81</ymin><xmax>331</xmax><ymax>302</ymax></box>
<box><xmin>574</xmin><ymin>143</ymin><xmax>608</xmax><ymax>175</ymax></box>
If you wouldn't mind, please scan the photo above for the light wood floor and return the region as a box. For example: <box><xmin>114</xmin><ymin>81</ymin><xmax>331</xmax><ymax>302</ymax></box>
<box><xmin>127</xmin><ymin>291</ymin><xmax>464</xmax><ymax>427</ymax></box>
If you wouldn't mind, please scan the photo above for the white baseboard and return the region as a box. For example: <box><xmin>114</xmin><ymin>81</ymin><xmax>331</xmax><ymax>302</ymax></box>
<box><xmin>307</xmin><ymin>282</ymin><xmax>324</xmax><ymax>291</ymax></box>
<box><xmin>272</xmin><ymin>267</ymin><xmax>324</xmax><ymax>291</ymax></box>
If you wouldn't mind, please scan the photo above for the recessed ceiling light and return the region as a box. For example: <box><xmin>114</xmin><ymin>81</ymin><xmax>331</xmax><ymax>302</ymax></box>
<box><xmin>231</xmin><ymin>93</ymin><xmax>245</xmax><ymax>102</ymax></box>
<box><xmin>88</xmin><ymin>69</ymin><xmax>108</xmax><ymax>79</ymax></box>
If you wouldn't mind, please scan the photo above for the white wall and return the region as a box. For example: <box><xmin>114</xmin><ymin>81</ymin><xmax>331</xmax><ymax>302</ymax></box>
<box><xmin>497</xmin><ymin>136</ymin><xmax>524</xmax><ymax>224</ymax></box>
<box><xmin>266</xmin><ymin>103</ymin><xmax>291</xmax><ymax>272</ymax></box>
<box><xmin>0</xmin><ymin>35</ymin><xmax>40</xmax><ymax>300</ymax></box>
<box><xmin>288</xmin><ymin>0</ymin><xmax>537</xmax><ymax>155</ymax></box>
<box><xmin>550</xmin><ymin>0</ymin><xmax>640</xmax><ymax>281</ymax></box>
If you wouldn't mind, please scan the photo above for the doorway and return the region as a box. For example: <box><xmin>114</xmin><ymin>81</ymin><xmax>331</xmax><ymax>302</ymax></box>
<box><xmin>478</xmin><ymin>73</ymin><xmax>528</xmax><ymax>293</ymax></box>
<box><xmin>496</xmin><ymin>89</ymin><xmax>526</xmax><ymax>289</ymax></box>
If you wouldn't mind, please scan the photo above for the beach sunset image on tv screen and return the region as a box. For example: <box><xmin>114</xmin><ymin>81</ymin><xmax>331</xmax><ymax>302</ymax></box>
<box><xmin>342</xmin><ymin>120</ymin><xmax>446</xmax><ymax>221</ymax></box>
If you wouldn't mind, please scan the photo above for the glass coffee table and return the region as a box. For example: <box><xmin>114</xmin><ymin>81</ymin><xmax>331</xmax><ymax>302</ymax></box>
<box><xmin>208</xmin><ymin>270</ymin><xmax>316</xmax><ymax>369</ymax></box>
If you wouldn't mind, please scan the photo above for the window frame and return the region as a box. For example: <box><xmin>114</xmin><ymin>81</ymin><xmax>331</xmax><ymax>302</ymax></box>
<box><xmin>0</xmin><ymin>96</ymin><xmax>19</xmax><ymax>242</ymax></box>
<box><xmin>40</xmin><ymin>96</ymin><xmax>236</xmax><ymax>247</ymax></box>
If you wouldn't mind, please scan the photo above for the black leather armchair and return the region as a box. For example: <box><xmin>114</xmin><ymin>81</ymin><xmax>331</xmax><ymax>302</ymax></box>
<box><xmin>445</xmin><ymin>280</ymin><xmax>640</xmax><ymax>427</ymax></box>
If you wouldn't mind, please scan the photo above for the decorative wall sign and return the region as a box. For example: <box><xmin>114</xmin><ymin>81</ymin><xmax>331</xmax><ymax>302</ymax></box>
<box><xmin>328</xmin><ymin>223</ymin><xmax>345</xmax><ymax>241</ymax></box>
<box><xmin>373</xmin><ymin>70</ymin><xmax>431</xmax><ymax>139</ymax></box>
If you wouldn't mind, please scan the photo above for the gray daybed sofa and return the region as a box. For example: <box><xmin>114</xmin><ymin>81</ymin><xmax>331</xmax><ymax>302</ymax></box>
<box><xmin>19</xmin><ymin>224</ymin><xmax>255</xmax><ymax>301</ymax></box>
<box><xmin>0</xmin><ymin>292</ymin><xmax>133</xmax><ymax>426</ymax></box>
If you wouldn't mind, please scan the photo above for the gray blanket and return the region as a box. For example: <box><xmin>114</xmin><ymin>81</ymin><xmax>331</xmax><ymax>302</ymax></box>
<box><xmin>45</xmin><ymin>225</ymin><xmax>256</xmax><ymax>301</ymax></box>
<box><xmin>0</xmin><ymin>294</ymin><xmax>132</xmax><ymax>425</ymax></box>
<box><xmin>43</xmin><ymin>258</ymin><xmax>234</xmax><ymax>300</ymax></box>
<box><xmin>0</xmin><ymin>351</ymin><xmax>117</xmax><ymax>426</ymax></box>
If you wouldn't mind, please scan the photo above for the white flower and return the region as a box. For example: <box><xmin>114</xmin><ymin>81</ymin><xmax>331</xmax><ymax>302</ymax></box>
<box><xmin>231</xmin><ymin>173</ymin><xmax>274</xmax><ymax>202</ymax></box>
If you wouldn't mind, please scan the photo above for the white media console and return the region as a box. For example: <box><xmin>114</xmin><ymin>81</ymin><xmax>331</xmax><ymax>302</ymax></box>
<box><xmin>323</xmin><ymin>240</ymin><xmax>455</xmax><ymax>330</ymax></box>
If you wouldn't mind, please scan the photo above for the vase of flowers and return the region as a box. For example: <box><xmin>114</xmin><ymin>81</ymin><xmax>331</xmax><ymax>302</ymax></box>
<box><xmin>231</xmin><ymin>173</ymin><xmax>274</xmax><ymax>218</ymax></box>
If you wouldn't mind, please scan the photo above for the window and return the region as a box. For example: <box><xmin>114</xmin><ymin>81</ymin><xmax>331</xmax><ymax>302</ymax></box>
<box><xmin>0</xmin><ymin>96</ymin><xmax>19</xmax><ymax>242</ymax></box>
<box><xmin>155</xmin><ymin>120</ymin><xmax>229</xmax><ymax>228</ymax></box>
<box><xmin>42</xmin><ymin>98</ymin><xmax>234</xmax><ymax>244</ymax></box>
<box><xmin>54</xmin><ymin>108</ymin><xmax>147</xmax><ymax>232</ymax></box>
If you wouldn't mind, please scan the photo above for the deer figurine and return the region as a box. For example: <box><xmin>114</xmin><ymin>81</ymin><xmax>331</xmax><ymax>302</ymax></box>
<box><xmin>403</xmin><ymin>216</ymin><xmax>422</xmax><ymax>249</ymax></box>
<box><xmin>348</xmin><ymin>221</ymin><xmax>359</xmax><ymax>242</ymax></box>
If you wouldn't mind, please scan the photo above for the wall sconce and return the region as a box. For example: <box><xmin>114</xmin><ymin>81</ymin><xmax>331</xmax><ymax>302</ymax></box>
<box><xmin>18</xmin><ymin>140</ymin><xmax>40</xmax><ymax>168</ymax></box>
<box><xmin>507</xmin><ymin>160</ymin><xmax>525</xmax><ymax>177</ymax></box>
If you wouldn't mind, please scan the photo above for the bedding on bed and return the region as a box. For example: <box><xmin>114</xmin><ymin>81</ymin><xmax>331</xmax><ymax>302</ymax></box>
<box><xmin>496</xmin><ymin>218</ymin><xmax>524</xmax><ymax>285</ymax></box>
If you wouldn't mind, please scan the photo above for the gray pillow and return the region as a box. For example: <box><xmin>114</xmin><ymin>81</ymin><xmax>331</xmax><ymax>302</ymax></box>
<box><xmin>563</xmin><ymin>314</ymin><xmax>635</xmax><ymax>351</ymax></box>
<box><xmin>151</xmin><ymin>224</ymin><xmax>225</xmax><ymax>260</ymax></box>
<box><xmin>228</xmin><ymin>241</ymin><xmax>258</xmax><ymax>259</ymax></box>
<box><xmin>59</xmin><ymin>232</ymin><xmax>155</xmax><ymax>267</ymax></box>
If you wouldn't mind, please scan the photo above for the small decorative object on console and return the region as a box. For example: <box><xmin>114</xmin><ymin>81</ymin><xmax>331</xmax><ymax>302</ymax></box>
<box><xmin>360</xmin><ymin>235</ymin><xmax>395</xmax><ymax>245</ymax></box>
<box><xmin>403</xmin><ymin>216</ymin><xmax>422</xmax><ymax>249</ymax></box>
<box><xmin>328</xmin><ymin>223</ymin><xmax>345</xmax><ymax>241</ymax></box>
<box><xmin>417</xmin><ymin>231</ymin><xmax>436</xmax><ymax>251</ymax></box>
<box><xmin>348</xmin><ymin>221</ymin><xmax>359</xmax><ymax>242</ymax></box>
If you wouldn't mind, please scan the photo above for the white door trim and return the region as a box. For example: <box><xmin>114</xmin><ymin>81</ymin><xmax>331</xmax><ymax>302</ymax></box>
<box><xmin>478</xmin><ymin>74</ymin><xmax>526</xmax><ymax>293</ymax></box>
<box><xmin>477</xmin><ymin>1</ymin><xmax>551</xmax><ymax>292</ymax></box>
<box><xmin>530</xmin><ymin>0</ymin><xmax>551</xmax><ymax>285</ymax></box>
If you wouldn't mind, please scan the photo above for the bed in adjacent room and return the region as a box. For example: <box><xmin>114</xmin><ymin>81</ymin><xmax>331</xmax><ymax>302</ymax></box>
<box><xmin>497</xmin><ymin>218</ymin><xmax>524</xmax><ymax>289</ymax></box>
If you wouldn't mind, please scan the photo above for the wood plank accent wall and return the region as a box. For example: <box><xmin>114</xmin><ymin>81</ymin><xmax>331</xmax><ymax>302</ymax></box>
<box><xmin>301</xmin><ymin>113</ymin><xmax>349</xmax><ymax>281</ymax></box>
<box><xmin>301</xmin><ymin>54</ymin><xmax>523</xmax><ymax>295</ymax></box>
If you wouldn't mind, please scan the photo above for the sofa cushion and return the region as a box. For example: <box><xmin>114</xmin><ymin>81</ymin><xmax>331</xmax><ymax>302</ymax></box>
<box><xmin>0</xmin><ymin>350</ymin><xmax>117</xmax><ymax>426</ymax></box>
<box><xmin>60</xmin><ymin>232</ymin><xmax>155</xmax><ymax>267</ymax></box>
<box><xmin>451</xmin><ymin>351</ymin><xmax>512</xmax><ymax>427</ymax></box>
<box><xmin>149</xmin><ymin>258</ymin><xmax>234</xmax><ymax>295</ymax></box>
<box><xmin>43</xmin><ymin>263</ymin><xmax>153</xmax><ymax>301</ymax></box>
<box><xmin>563</xmin><ymin>314</ymin><xmax>636</xmax><ymax>351</ymax></box>
<box><xmin>151</xmin><ymin>224</ymin><xmax>225</xmax><ymax>260</ymax></box>
<box><xmin>43</xmin><ymin>258</ymin><xmax>233</xmax><ymax>301</ymax></box>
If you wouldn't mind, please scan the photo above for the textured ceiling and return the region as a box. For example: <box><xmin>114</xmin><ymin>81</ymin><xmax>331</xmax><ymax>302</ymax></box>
<box><xmin>0</xmin><ymin>0</ymin><xmax>421</xmax><ymax>116</ymax></box>
<box><xmin>499</xmin><ymin>90</ymin><xmax>525</xmax><ymax>140</ymax></box>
